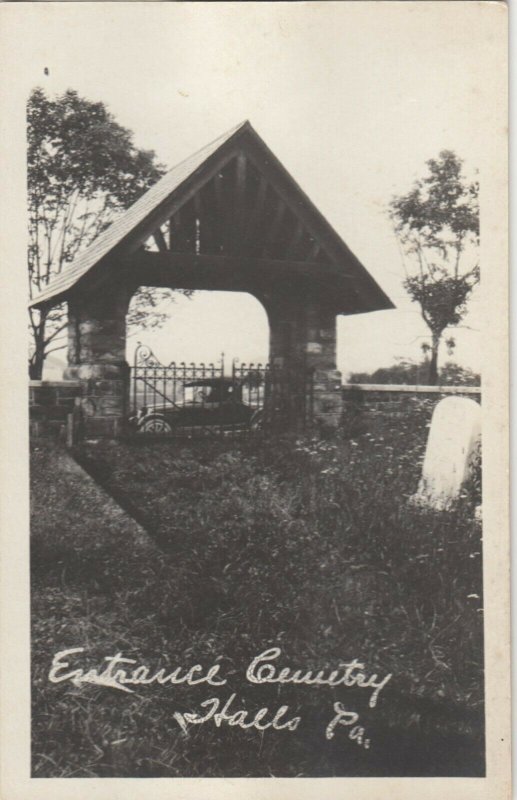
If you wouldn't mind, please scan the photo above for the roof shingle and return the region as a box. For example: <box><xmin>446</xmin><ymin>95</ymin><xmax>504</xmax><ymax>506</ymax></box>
<box><xmin>30</xmin><ymin>120</ymin><xmax>249</xmax><ymax>307</ymax></box>
<box><xmin>29</xmin><ymin>120</ymin><xmax>394</xmax><ymax>314</ymax></box>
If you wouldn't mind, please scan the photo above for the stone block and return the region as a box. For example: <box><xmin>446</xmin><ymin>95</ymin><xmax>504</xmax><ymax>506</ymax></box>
<box><xmin>30</xmin><ymin>420</ymin><xmax>42</xmax><ymax>438</ymax></box>
<box><xmin>95</xmin><ymin>396</ymin><xmax>126</xmax><ymax>416</ymax></box>
<box><xmin>90</xmin><ymin>379</ymin><xmax>125</xmax><ymax>397</ymax></box>
<box><xmin>29</xmin><ymin>404</ymin><xmax>45</xmax><ymax>420</ymax></box>
<box><xmin>313</xmin><ymin>390</ymin><xmax>343</xmax><ymax>428</ymax></box>
<box><xmin>56</xmin><ymin>386</ymin><xmax>82</xmax><ymax>401</ymax></box>
<box><xmin>83</xmin><ymin>417</ymin><xmax>122</xmax><ymax>439</ymax></box>
<box><xmin>56</xmin><ymin>397</ymin><xmax>77</xmax><ymax>410</ymax></box>
<box><xmin>80</xmin><ymin>398</ymin><xmax>97</xmax><ymax>417</ymax></box>
<box><xmin>32</xmin><ymin>386</ymin><xmax>57</xmax><ymax>406</ymax></box>
<box><xmin>79</xmin><ymin>342</ymin><xmax>125</xmax><ymax>363</ymax></box>
<box><xmin>306</xmin><ymin>342</ymin><xmax>323</xmax><ymax>354</ymax></box>
<box><xmin>313</xmin><ymin>369</ymin><xmax>342</xmax><ymax>391</ymax></box>
<box><xmin>65</xmin><ymin>363</ymin><xmax>127</xmax><ymax>381</ymax></box>
<box><xmin>46</xmin><ymin>405</ymin><xmax>71</xmax><ymax>422</ymax></box>
<box><xmin>78</xmin><ymin>319</ymin><xmax>105</xmax><ymax>335</ymax></box>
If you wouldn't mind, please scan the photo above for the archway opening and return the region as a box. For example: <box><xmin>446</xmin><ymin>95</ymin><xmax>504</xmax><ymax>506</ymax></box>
<box><xmin>126</xmin><ymin>289</ymin><xmax>269</xmax><ymax>370</ymax></box>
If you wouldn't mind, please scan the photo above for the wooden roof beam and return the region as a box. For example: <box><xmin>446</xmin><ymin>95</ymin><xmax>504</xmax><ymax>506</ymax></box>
<box><xmin>233</xmin><ymin>153</ymin><xmax>247</xmax><ymax>253</ymax></box>
<box><xmin>243</xmin><ymin>175</ymin><xmax>268</xmax><ymax>248</ymax></box>
<box><xmin>261</xmin><ymin>197</ymin><xmax>286</xmax><ymax>257</ymax></box>
<box><xmin>213</xmin><ymin>171</ymin><xmax>230</xmax><ymax>254</ymax></box>
<box><xmin>284</xmin><ymin>219</ymin><xmax>304</xmax><ymax>260</ymax></box>
<box><xmin>153</xmin><ymin>227</ymin><xmax>169</xmax><ymax>253</ymax></box>
<box><xmin>306</xmin><ymin>239</ymin><xmax>321</xmax><ymax>262</ymax></box>
<box><xmin>123</xmin><ymin>249</ymin><xmax>354</xmax><ymax>283</ymax></box>
<box><xmin>169</xmin><ymin>208</ymin><xmax>181</xmax><ymax>250</ymax></box>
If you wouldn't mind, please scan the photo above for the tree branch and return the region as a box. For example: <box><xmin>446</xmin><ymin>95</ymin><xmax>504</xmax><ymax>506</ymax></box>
<box><xmin>43</xmin><ymin>344</ymin><xmax>67</xmax><ymax>357</ymax></box>
<box><xmin>44</xmin><ymin>321</ymin><xmax>68</xmax><ymax>343</ymax></box>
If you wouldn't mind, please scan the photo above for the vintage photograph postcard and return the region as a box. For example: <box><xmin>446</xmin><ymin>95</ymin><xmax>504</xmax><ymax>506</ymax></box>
<box><xmin>0</xmin><ymin>2</ymin><xmax>510</xmax><ymax>798</ymax></box>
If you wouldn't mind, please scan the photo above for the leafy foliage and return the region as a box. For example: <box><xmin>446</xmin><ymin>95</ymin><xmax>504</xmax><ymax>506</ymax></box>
<box><xmin>464</xmin><ymin>438</ymin><xmax>482</xmax><ymax>507</ymax></box>
<box><xmin>389</xmin><ymin>151</ymin><xmax>479</xmax><ymax>384</ymax></box>
<box><xmin>28</xmin><ymin>87</ymin><xmax>183</xmax><ymax>378</ymax></box>
<box><xmin>349</xmin><ymin>359</ymin><xmax>480</xmax><ymax>387</ymax></box>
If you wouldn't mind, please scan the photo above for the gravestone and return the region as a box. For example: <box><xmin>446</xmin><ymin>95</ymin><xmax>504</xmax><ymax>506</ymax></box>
<box><xmin>411</xmin><ymin>396</ymin><xmax>481</xmax><ymax>511</ymax></box>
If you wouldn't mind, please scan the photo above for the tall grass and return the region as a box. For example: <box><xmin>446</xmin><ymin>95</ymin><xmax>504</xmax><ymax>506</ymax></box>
<box><xmin>31</xmin><ymin>398</ymin><xmax>483</xmax><ymax>777</ymax></box>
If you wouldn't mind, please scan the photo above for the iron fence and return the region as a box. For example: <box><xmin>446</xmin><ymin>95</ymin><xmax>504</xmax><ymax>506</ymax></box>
<box><xmin>129</xmin><ymin>344</ymin><xmax>314</xmax><ymax>438</ymax></box>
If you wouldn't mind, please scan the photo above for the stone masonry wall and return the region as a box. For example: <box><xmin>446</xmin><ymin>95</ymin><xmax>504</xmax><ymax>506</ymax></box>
<box><xmin>266</xmin><ymin>293</ymin><xmax>343</xmax><ymax>429</ymax></box>
<box><xmin>342</xmin><ymin>383</ymin><xmax>481</xmax><ymax>418</ymax></box>
<box><xmin>64</xmin><ymin>290</ymin><xmax>131</xmax><ymax>438</ymax></box>
<box><xmin>29</xmin><ymin>381</ymin><xmax>82</xmax><ymax>437</ymax></box>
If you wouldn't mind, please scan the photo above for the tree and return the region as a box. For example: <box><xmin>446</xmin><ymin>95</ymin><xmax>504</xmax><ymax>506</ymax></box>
<box><xmin>349</xmin><ymin>359</ymin><xmax>480</xmax><ymax>387</ymax></box>
<box><xmin>389</xmin><ymin>151</ymin><xmax>479</xmax><ymax>384</ymax></box>
<box><xmin>28</xmin><ymin>87</ymin><xmax>184</xmax><ymax>379</ymax></box>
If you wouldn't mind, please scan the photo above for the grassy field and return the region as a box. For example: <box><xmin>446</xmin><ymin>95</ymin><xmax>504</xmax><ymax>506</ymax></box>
<box><xmin>31</xmin><ymin>398</ymin><xmax>484</xmax><ymax>777</ymax></box>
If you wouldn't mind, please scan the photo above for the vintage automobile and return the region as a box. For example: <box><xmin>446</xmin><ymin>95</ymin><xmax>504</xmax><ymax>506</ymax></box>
<box><xmin>129</xmin><ymin>377</ymin><xmax>263</xmax><ymax>434</ymax></box>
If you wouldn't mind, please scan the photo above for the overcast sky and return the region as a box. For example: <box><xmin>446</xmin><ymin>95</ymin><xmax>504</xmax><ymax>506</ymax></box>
<box><xmin>19</xmin><ymin>1</ymin><xmax>499</xmax><ymax>378</ymax></box>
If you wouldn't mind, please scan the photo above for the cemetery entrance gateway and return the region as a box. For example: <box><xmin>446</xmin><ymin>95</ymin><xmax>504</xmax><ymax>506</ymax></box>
<box><xmin>130</xmin><ymin>344</ymin><xmax>315</xmax><ymax>437</ymax></box>
<box><xmin>29</xmin><ymin>121</ymin><xmax>394</xmax><ymax>438</ymax></box>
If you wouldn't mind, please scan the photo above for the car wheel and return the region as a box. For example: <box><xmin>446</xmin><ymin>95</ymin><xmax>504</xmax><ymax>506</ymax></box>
<box><xmin>140</xmin><ymin>416</ymin><xmax>173</xmax><ymax>434</ymax></box>
<box><xmin>250</xmin><ymin>410</ymin><xmax>264</xmax><ymax>432</ymax></box>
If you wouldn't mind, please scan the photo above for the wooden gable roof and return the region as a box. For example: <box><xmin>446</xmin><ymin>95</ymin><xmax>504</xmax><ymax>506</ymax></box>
<box><xmin>30</xmin><ymin>121</ymin><xmax>394</xmax><ymax>314</ymax></box>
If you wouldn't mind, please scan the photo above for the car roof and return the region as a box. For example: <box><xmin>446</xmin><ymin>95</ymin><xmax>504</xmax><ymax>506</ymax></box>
<box><xmin>183</xmin><ymin>378</ymin><xmax>236</xmax><ymax>387</ymax></box>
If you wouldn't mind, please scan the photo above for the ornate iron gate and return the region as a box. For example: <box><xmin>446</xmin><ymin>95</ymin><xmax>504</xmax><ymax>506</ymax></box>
<box><xmin>129</xmin><ymin>344</ymin><xmax>314</xmax><ymax>437</ymax></box>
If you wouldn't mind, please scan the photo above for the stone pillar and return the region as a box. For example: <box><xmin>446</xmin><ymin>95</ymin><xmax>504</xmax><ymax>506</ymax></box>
<box><xmin>64</xmin><ymin>288</ymin><xmax>130</xmax><ymax>438</ymax></box>
<box><xmin>304</xmin><ymin>301</ymin><xmax>343</xmax><ymax>429</ymax></box>
<box><xmin>265</xmin><ymin>292</ymin><xmax>343</xmax><ymax>429</ymax></box>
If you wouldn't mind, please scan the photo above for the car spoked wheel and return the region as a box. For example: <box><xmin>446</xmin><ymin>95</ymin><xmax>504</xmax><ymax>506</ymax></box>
<box><xmin>140</xmin><ymin>416</ymin><xmax>173</xmax><ymax>434</ymax></box>
<box><xmin>250</xmin><ymin>410</ymin><xmax>264</xmax><ymax>432</ymax></box>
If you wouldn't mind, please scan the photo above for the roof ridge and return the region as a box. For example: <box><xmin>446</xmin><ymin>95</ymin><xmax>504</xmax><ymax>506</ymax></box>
<box><xmin>29</xmin><ymin>119</ymin><xmax>394</xmax><ymax>315</ymax></box>
<box><xmin>162</xmin><ymin>119</ymin><xmax>250</xmax><ymax>177</ymax></box>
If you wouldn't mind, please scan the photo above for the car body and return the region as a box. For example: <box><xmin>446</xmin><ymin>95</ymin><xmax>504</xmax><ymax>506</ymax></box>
<box><xmin>129</xmin><ymin>377</ymin><xmax>263</xmax><ymax>434</ymax></box>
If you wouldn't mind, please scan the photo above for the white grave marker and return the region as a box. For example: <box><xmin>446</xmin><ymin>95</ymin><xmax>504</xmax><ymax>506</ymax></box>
<box><xmin>411</xmin><ymin>396</ymin><xmax>481</xmax><ymax>511</ymax></box>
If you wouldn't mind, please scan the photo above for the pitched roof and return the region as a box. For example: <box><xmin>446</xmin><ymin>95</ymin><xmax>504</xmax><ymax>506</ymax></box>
<box><xmin>30</xmin><ymin>121</ymin><xmax>248</xmax><ymax>307</ymax></box>
<box><xmin>30</xmin><ymin>121</ymin><xmax>394</xmax><ymax>313</ymax></box>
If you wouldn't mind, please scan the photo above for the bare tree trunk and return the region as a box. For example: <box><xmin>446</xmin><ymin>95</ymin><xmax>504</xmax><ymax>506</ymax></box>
<box><xmin>428</xmin><ymin>332</ymin><xmax>440</xmax><ymax>385</ymax></box>
<box><xmin>29</xmin><ymin>309</ymin><xmax>47</xmax><ymax>380</ymax></box>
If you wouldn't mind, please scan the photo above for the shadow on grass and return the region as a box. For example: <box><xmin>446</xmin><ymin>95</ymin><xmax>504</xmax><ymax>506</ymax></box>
<box><xmin>31</xmin><ymin>403</ymin><xmax>484</xmax><ymax>777</ymax></box>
